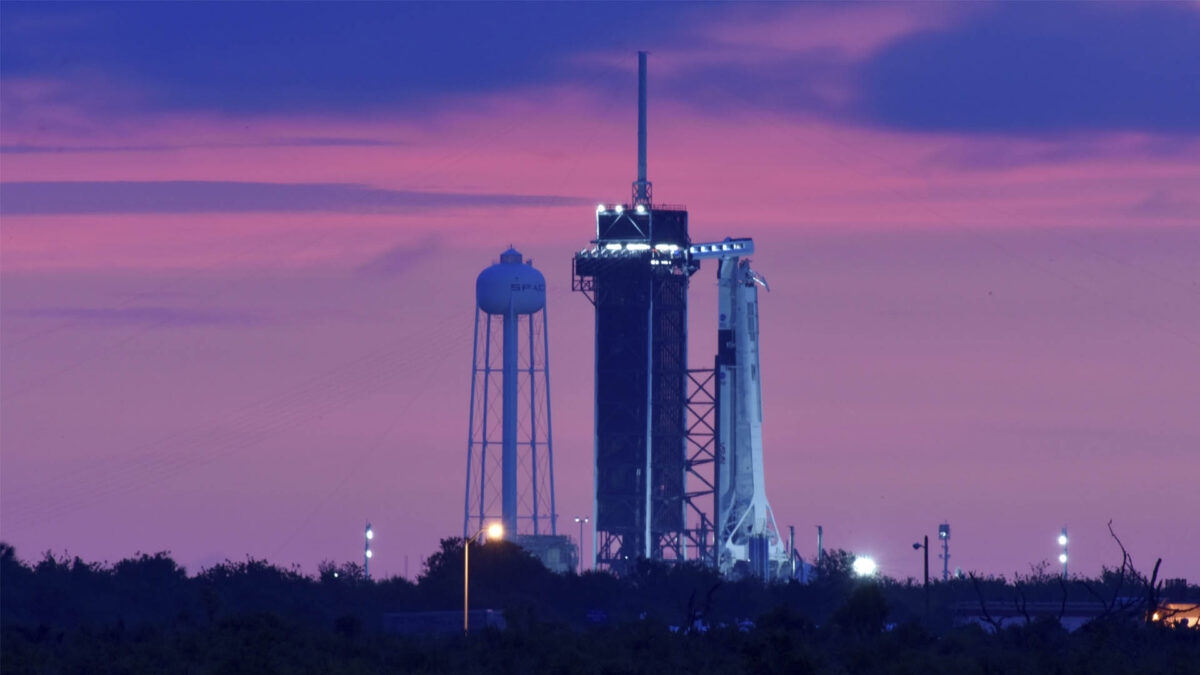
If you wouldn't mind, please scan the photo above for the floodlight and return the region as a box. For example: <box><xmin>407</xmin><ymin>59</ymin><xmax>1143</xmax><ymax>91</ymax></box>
<box><xmin>366</xmin><ymin>529</ymin><xmax>375</xmax><ymax>540</ymax></box>
<box><xmin>1057</xmin><ymin>534</ymin><xmax>1067</xmax><ymax>546</ymax></box>
<box><xmin>487</xmin><ymin>523</ymin><xmax>504</xmax><ymax>540</ymax></box>
<box><xmin>852</xmin><ymin>556</ymin><xmax>878</xmax><ymax>577</ymax></box>
<box><xmin>366</xmin><ymin>549</ymin><xmax>374</xmax><ymax>559</ymax></box>
<box><xmin>1058</xmin><ymin>553</ymin><xmax>1068</xmax><ymax>564</ymax></box>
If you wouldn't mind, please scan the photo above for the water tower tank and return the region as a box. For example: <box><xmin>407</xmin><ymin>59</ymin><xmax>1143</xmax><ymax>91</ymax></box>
<box><xmin>465</xmin><ymin>248</ymin><xmax>556</xmax><ymax>544</ymax></box>
<box><xmin>476</xmin><ymin>248</ymin><xmax>545</xmax><ymax>315</ymax></box>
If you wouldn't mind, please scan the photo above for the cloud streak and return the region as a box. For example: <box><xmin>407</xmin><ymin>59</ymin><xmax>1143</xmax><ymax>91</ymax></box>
<box><xmin>0</xmin><ymin>137</ymin><xmax>408</xmax><ymax>154</ymax></box>
<box><xmin>0</xmin><ymin>181</ymin><xmax>588</xmax><ymax>215</ymax></box>
<box><xmin>7</xmin><ymin>306</ymin><xmax>261</xmax><ymax>328</ymax></box>
<box><xmin>358</xmin><ymin>237</ymin><xmax>442</xmax><ymax>278</ymax></box>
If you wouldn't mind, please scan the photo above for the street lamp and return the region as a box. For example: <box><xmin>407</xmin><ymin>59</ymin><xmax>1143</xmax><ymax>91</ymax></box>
<box><xmin>464</xmin><ymin>522</ymin><xmax>504</xmax><ymax>633</ymax></box>
<box><xmin>913</xmin><ymin>536</ymin><xmax>929</xmax><ymax>620</ymax></box>
<box><xmin>1058</xmin><ymin>527</ymin><xmax>1068</xmax><ymax>579</ymax></box>
<box><xmin>364</xmin><ymin>522</ymin><xmax>374</xmax><ymax>579</ymax></box>
<box><xmin>574</xmin><ymin>516</ymin><xmax>590</xmax><ymax>573</ymax></box>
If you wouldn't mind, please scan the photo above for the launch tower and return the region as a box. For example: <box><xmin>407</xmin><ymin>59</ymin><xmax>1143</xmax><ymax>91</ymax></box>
<box><xmin>574</xmin><ymin>52</ymin><xmax>789</xmax><ymax>578</ymax></box>
<box><xmin>573</xmin><ymin>53</ymin><xmax>698</xmax><ymax>569</ymax></box>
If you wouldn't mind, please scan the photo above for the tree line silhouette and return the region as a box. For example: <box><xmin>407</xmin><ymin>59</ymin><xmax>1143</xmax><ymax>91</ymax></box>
<box><xmin>3</xmin><ymin>539</ymin><xmax>1197</xmax><ymax>673</ymax></box>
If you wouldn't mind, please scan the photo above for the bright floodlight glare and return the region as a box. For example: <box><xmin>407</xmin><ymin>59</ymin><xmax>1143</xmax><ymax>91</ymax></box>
<box><xmin>366</xmin><ymin>549</ymin><xmax>374</xmax><ymax>559</ymax></box>
<box><xmin>596</xmin><ymin>204</ymin><xmax>605</xmax><ymax>213</ymax></box>
<box><xmin>852</xmin><ymin>556</ymin><xmax>878</xmax><ymax>577</ymax></box>
<box><xmin>1057</xmin><ymin>534</ymin><xmax>1067</xmax><ymax>546</ymax></box>
<box><xmin>366</xmin><ymin>529</ymin><xmax>374</xmax><ymax>540</ymax></box>
<box><xmin>487</xmin><ymin>523</ymin><xmax>504</xmax><ymax>540</ymax></box>
<box><xmin>1058</xmin><ymin>553</ymin><xmax>1068</xmax><ymax>564</ymax></box>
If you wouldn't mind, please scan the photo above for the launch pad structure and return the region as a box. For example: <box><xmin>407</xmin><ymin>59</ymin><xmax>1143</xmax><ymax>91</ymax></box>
<box><xmin>573</xmin><ymin>53</ymin><xmax>788</xmax><ymax>578</ymax></box>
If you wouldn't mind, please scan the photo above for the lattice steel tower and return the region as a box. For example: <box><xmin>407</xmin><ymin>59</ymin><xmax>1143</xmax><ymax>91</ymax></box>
<box><xmin>464</xmin><ymin>248</ymin><xmax>557</xmax><ymax>540</ymax></box>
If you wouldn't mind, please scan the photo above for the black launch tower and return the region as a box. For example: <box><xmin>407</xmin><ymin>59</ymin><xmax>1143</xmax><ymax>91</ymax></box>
<box><xmin>573</xmin><ymin>53</ymin><xmax>701</xmax><ymax>570</ymax></box>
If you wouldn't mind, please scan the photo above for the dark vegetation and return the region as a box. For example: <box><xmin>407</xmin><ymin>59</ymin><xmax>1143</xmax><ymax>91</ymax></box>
<box><xmin>3</xmin><ymin>540</ymin><xmax>1197</xmax><ymax>674</ymax></box>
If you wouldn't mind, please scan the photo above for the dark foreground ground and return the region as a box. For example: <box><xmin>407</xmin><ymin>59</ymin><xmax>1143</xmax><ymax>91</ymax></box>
<box><xmin>6</xmin><ymin>611</ymin><xmax>1200</xmax><ymax>674</ymax></box>
<box><xmin>4</xmin><ymin>541</ymin><xmax>1197</xmax><ymax>674</ymax></box>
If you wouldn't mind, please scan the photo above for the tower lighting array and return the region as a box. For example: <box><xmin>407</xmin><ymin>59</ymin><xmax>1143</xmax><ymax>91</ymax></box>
<box><xmin>937</xmin><ymin>523</ymin><xmax>951</xmax><ymax>582</ymax></box>
<box><xmin>364</xmin><ymin>522</ymin><xmax>374</xmax><ymax>579</ymax></box>
<box><xmin>1058</xmin><ymin>527</ymin><xmax>1068</xmax><ymax>578</ymax></box>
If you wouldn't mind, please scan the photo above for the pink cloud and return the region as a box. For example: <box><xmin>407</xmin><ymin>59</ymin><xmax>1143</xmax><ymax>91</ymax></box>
<box><xmin>4</xmin><ymin>88</ymin><xmax>1197</xmax><ymax>277</ymax></box>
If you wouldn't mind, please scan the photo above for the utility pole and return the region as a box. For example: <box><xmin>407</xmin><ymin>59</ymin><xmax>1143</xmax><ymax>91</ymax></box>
<box><xmin>817</xmin><ymin>525</ymin><xmax>824</xmax><ymax>569</ymax></box>
<box><xmin>574</xmin><ymin>516</ymin><xmax>590</xmax><ymax>573</ymax></box>
<box><xmin>913</xmin><ymin>536</ymin><xmax>930</xmax><ymax>622</ymax></box>
<box><xmin>789</xmin><ymin>525</ymin><xmax>796</xmax><ymax>579</ymax></box>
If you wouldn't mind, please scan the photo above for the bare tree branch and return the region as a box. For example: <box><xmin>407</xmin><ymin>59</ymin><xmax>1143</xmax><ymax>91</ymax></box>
<box><xmin>970</xmin><ymin>573</ymin><xmax>1003</xmax><ymax>632</ymax></box>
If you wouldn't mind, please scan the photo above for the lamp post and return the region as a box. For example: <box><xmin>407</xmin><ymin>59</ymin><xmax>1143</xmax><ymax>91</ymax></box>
<box><xmin>913</xmin><ymin>536</ymin><xmax>929</xmax><ymax>621</ymax></box>
<box><xmin>1058</xmin><ymin>527</ymin><xmax>1068</xmax><ymax>579</ymax></box>
<box><xmin>364</xmin><ymin>522</ymin><xmax>374</xmax><ymax>579</ymax></box>
<box><xmin>574</xmin><ymin>516</ymin><xmax>590</xmax><ymax>573</ymax></box>
<box><xmin>464</xmin><ymin>522</ymin><xmax>504</xmax><ymax>634</ymax></box>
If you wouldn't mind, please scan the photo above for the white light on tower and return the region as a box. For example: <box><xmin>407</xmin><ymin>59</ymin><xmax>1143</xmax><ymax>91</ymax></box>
<box><xmin>1058</xmin><ymin>526</ymin><xmax>1068</xmax><ymax>578</ymax></box>
<box><xmin>364</xmin><ymin>522</ymin><xmax>374</xmax><ymax>579</ymax></box>
<box><xmin>852</xmin><ymin>556</ymin><xmax>878</xmax><ymax>577</ymax></box>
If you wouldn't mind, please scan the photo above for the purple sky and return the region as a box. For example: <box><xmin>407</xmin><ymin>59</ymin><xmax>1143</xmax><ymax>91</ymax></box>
<box><xmin>2</xmin><ymin>2</ymin><xmax>1198</xmax><ymax>582</ymax></box>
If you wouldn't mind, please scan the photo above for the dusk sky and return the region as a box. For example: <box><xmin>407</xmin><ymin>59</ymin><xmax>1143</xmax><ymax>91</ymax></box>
<box><xmin>2</xmin><ymin>2</ymin><xmax>1198</xmax><ymax>583</ymax></box>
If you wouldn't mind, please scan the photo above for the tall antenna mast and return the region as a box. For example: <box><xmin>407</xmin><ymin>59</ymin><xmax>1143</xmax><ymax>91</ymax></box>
<box><xmin>632</xmin><ymin>51</ymin><xmax>652</xmax><ymax>206</ymax></box>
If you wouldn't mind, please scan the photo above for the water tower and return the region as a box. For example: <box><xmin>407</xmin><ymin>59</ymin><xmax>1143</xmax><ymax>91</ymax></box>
<box><xmin>464</xmin><ymin>248</ymin><xmax>558</xmax><ymax>546</ymax></box>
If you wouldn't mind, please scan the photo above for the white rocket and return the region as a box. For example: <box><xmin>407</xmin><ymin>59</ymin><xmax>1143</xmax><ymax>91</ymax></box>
<box><xmin>690</xmin><ymin>238</ymin><xmax>787</xmax><ymax>577</ymax></box>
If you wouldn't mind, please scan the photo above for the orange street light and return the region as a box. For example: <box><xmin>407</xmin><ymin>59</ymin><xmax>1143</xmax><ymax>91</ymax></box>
<box><xmin>464</xmin><ymin>522</ymin><xmax>503</xmax><ymax>633</ymax></box>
